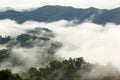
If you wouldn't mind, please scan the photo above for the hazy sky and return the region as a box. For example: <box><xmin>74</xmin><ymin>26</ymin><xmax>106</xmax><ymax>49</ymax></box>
<box><xmin>0</xmin><ymin>0</ymin><xmax>120</xmax><ymax>10</ymax></box>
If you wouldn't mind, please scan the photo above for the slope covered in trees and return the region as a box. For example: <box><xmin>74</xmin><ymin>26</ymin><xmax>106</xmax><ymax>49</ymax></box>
<box><xmin>0</xmin><ymin>27</ymin><xmax>62</xmax><ymax>72</ymax></box>
<box><xmin>0</xmin><ymin>57</ymin><xmax>120</xmax><ymax>80</ymax></box>
<box><xmin>0</xmin><ymin>6</ymin><xmax>120</xmax><ymax>25</ymax></box>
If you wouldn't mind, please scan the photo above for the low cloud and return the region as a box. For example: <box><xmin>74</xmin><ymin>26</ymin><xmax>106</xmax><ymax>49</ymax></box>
<box><xmin>0</xmin><ymin>19</ymin><xmax>120</xmax><ymax>71</ymax></box>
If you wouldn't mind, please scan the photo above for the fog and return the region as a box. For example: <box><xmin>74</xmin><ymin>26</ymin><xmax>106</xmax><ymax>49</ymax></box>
<box><xmin>0</xmin><ymin>19</ymin><xmax>120</xmax><ymax>70</ymax></box>
<box><xmin>0</xmin><ymin>0</ymin><xmax>120</xmax><ymax>10</ymax></box>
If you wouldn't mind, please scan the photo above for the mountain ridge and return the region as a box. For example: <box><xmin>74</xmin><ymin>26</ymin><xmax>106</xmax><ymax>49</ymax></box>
<box><xmin>0</xmin><ymin>5</ymin><xmax>120</xmax><ymax>25</ymax></box>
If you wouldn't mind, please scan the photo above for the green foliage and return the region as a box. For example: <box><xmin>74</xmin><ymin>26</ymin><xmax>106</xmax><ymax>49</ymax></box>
<box><xmin>27</xmin><ymin>28</ymin><xmax>52</xmax><ymax>34</ymax></box>
<box><xmin>0</xmin><ymin>69</ymin><xmax>22</xmax><ymax>80</ymax></box>
<box><xmin>0</xmin><ymin>49</ymin><xmax>10</xmax><ymax>60</ymax></box>
<box><xmin>16</xmin><ymin>34</ymin><xmax>34</xmax><ymax>48</ymax></box>
<box><xmin>5</xmin><ymin>28</ymin><xmax>61</xmax><ymax>50</ymax></box>
<box><xmin>0</xmin><ymin>57</ymin><xmax>120</xmax><ymax>80</ymax></box>
<box><xmin>17</xmin><ymin>34</ymin><xmax>31</xmax><ymax>42</ymax></box>
<box><xmin>47</xmin><ymin>42</ymin><xmax>62</xmax><ymax>54</ymax></box>
<box><xmin>22</xmin><ymin>57</ymin><xmax>91</xmax><ymax>80</ymax></box>
<box><xmin>0</xmin><ymin>36</ymin><xmax>11</xmax><ymax>44</ymax></box>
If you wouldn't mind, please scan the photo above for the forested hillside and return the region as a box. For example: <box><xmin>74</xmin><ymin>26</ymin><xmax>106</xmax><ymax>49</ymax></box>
<box><xmin>0</xmin><ymin>6</ymin><xmax>120</xmax><ymax>25</ymax></box>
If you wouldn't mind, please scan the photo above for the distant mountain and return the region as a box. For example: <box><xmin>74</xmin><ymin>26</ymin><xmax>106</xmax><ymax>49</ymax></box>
<box><xmin>0</xmin><ymin>5</ymin><xmax>120</xmax><ymax>25</ymax></box>
<box><xmin>0</xmin><ymin>7</ymin><xmax>13</xmax><ymax>12</ymax></box>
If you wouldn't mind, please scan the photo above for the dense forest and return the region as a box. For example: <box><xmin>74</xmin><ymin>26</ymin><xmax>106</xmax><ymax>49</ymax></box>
<box><xmin>1</xmin><ymin>57</ymin><xmax>91</xmax><ymax>80</ymax></box>
<box><xmin>0</xmin><ymin>57</ymin><xmax>120</xmax><ymax>80</ymax></box>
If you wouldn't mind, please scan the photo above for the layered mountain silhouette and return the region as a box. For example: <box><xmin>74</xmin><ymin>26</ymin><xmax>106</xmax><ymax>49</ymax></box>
<box><xmin>0</xmin><ymin>5</ymin><xmax>120</xmax><ymax>25</ymax></box>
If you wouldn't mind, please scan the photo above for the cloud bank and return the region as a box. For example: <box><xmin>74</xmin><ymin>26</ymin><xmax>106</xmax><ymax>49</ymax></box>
<box><xmin>0</xmin><ymin>19</ymin><xmax>120</xmax><ymax>69</ymax></box>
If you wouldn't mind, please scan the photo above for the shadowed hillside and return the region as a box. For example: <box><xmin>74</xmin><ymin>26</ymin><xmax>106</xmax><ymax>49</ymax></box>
<box><xmin>0</xmin><ymin>6</ymin><xmax>120</xmax><ymax>25</ymax></box>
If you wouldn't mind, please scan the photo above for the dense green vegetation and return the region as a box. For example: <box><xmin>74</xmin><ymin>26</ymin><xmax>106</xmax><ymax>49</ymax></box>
<box><xmin>0</xmin><ymin>36</ymin><xmax>11</xmax><ymax>44</ymax></box>
<box><xmin>0</xmin><ymin>70</ymin><xmax>22</xmax><ymax>80</ymax></box>
<box><xmin>0</xmin><ymin>57</ymin><xmax>92</xmax><ymax>80</ymax></box>
<box><xmin>21</xmin><ymin>57</ymin><xmax>90</xmax><ymax>80</ymax></box>
<box><xmin>0</xmin><ymin>27</ymin><xmax>61</xmax><ymax>49</ymax></box>
<box><xmin>0</xmin><ymin>49</ymin><xmax>10</xmax><ymax>60</ymax></box>
<box><xmin>0</xmin><ymin>57</ymin><xmax>120</xmax><ymax>80</ymax></box>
